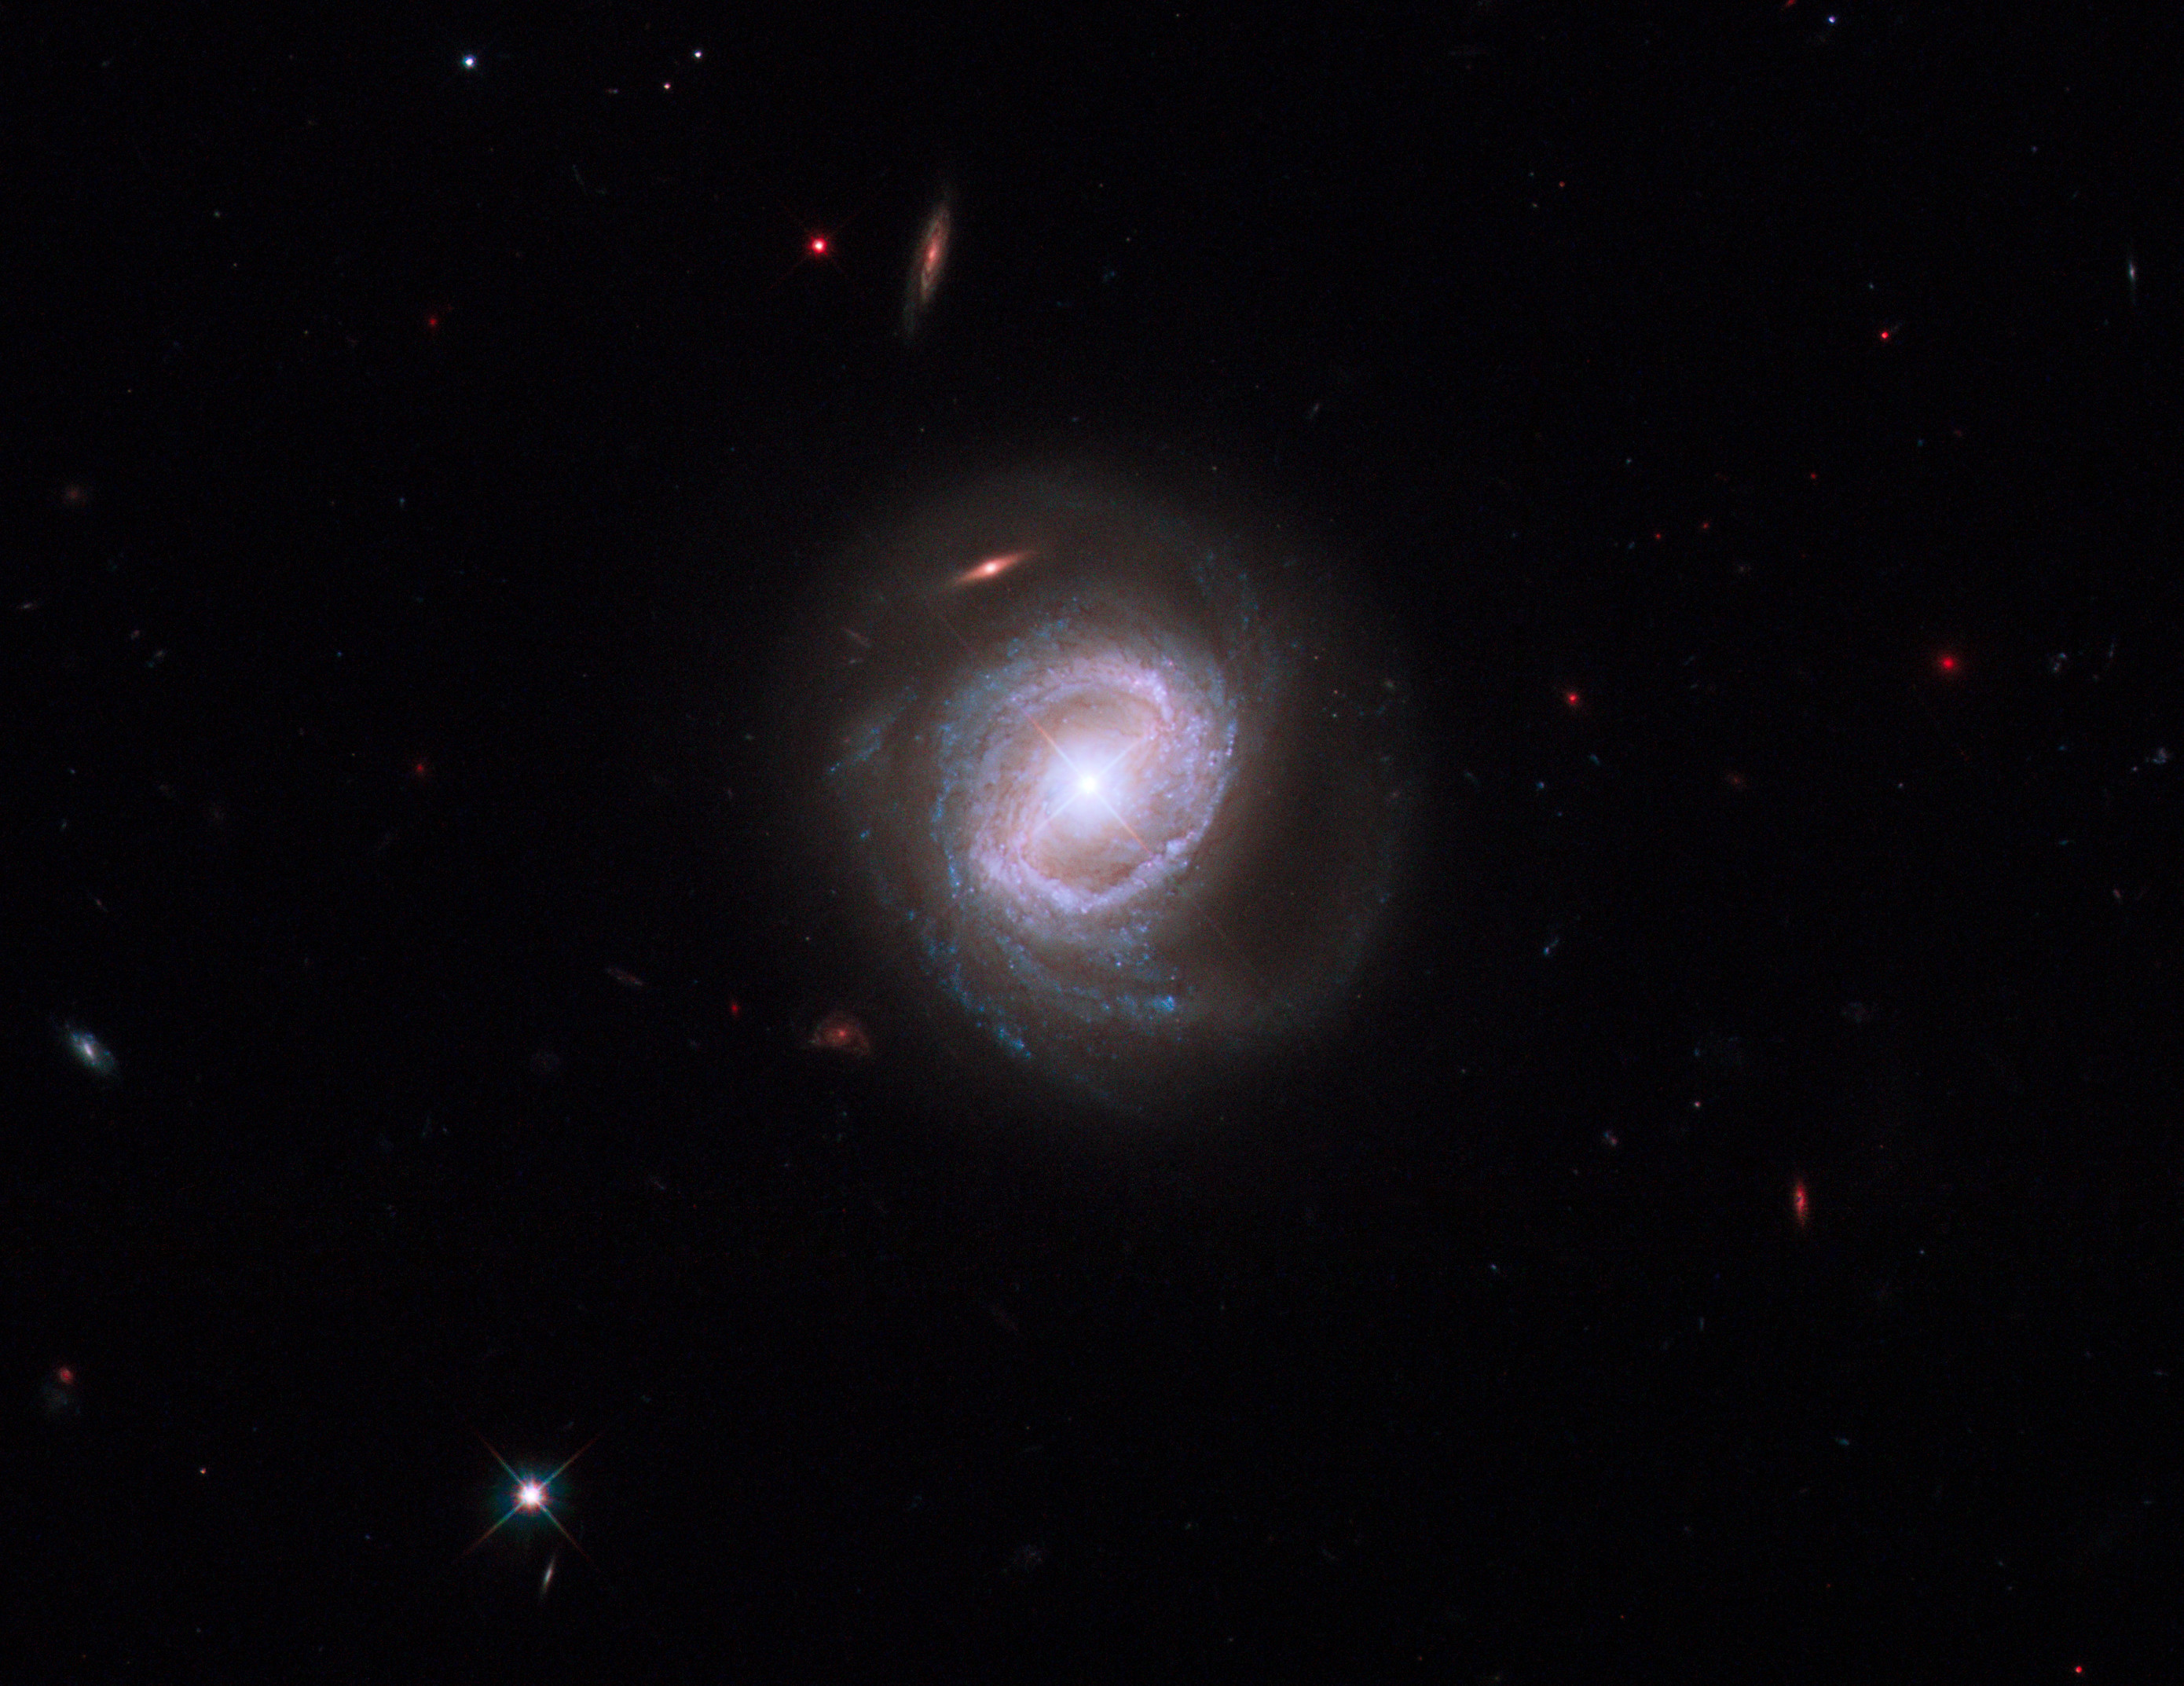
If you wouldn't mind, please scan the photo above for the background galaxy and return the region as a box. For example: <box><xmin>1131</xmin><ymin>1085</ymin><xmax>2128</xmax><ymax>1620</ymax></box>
<box><xmin>9</xmin><ymin>8</ymin><xmax>2179</xmax><ymax>1681</ymax></box>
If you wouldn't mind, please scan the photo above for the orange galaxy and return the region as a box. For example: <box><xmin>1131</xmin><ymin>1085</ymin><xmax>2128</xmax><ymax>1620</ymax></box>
<box><xmin>902</xmin><ymin>196</ymin><xmax>953</xmax><ymax>339</ymax></box>
<box><xmin>955</xmin><ymin>548</ymin><xmax>1033</xmax><ymax>587</ymax></box>
<box><xmin>808</xmin><ymin>1010</ymin><xmax>874</xmax><ymax>1059</ymax></box>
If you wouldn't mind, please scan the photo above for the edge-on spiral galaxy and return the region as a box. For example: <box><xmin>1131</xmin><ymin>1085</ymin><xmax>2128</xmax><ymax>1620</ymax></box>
<box><xmin>797</xmin><ymin>467</ymin><xmax>1409</xmax><ymax>1109</ymax></box>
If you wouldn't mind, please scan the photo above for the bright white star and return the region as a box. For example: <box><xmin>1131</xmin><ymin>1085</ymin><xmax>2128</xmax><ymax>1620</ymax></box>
<box><xmin>464</xmin><ymin>1432</ymin><xmax>599</xmax><ymax>1563</ymax></box>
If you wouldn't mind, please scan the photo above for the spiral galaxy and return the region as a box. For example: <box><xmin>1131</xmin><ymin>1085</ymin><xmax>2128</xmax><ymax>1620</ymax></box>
<box><xmin>802</xmin><ymin>469</ymin><xmax>1408</xmax><ymax>1108</ymax></box>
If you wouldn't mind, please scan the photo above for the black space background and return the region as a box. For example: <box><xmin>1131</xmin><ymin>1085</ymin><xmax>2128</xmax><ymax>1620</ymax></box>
<box><xmin>6</xmin><ymin>5</ymin><xmax>2181</xmax><ymax>1681</ymax></box>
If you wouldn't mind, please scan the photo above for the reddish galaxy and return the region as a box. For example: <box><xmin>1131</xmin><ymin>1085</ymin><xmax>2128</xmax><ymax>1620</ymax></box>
<box><xmin>954</xmin><ymin>548</ymin><xmax>1032</xmax><ymax>587</ymax></box>
<box><xmin>808</xmin><ymin>1010</ymin><xmax>874</xmax><ymax>1058</ymax></box>
<box><xmin>902</xmin><ymin>196</ymin><xmax>953</xmax><ymax>339</ymax></box>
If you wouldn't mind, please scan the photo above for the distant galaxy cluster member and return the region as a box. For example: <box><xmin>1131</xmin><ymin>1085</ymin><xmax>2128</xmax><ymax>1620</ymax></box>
<box><xmin>797</xmin><ymin>470</ymin><xmax>1409</xmax><ymax>1107</ymax></box>
<box><xmin>901</xmin><ymin>192</ymin><xmax>951</xmax><ymax>340</ymax></box>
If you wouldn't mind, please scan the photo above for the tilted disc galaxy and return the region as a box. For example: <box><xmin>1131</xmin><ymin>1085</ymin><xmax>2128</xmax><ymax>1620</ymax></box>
<box><xmin>812</xmin><ymin>470</ymin><xmax>1408</xmax><ymax>1105</ymax></box>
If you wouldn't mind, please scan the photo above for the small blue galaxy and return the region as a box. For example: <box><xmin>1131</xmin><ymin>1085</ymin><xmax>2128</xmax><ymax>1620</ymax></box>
<box><xmin>53</xmin><ymin>1017</ymin><xmax>120</xmax><ymax>1084</ymax></box>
